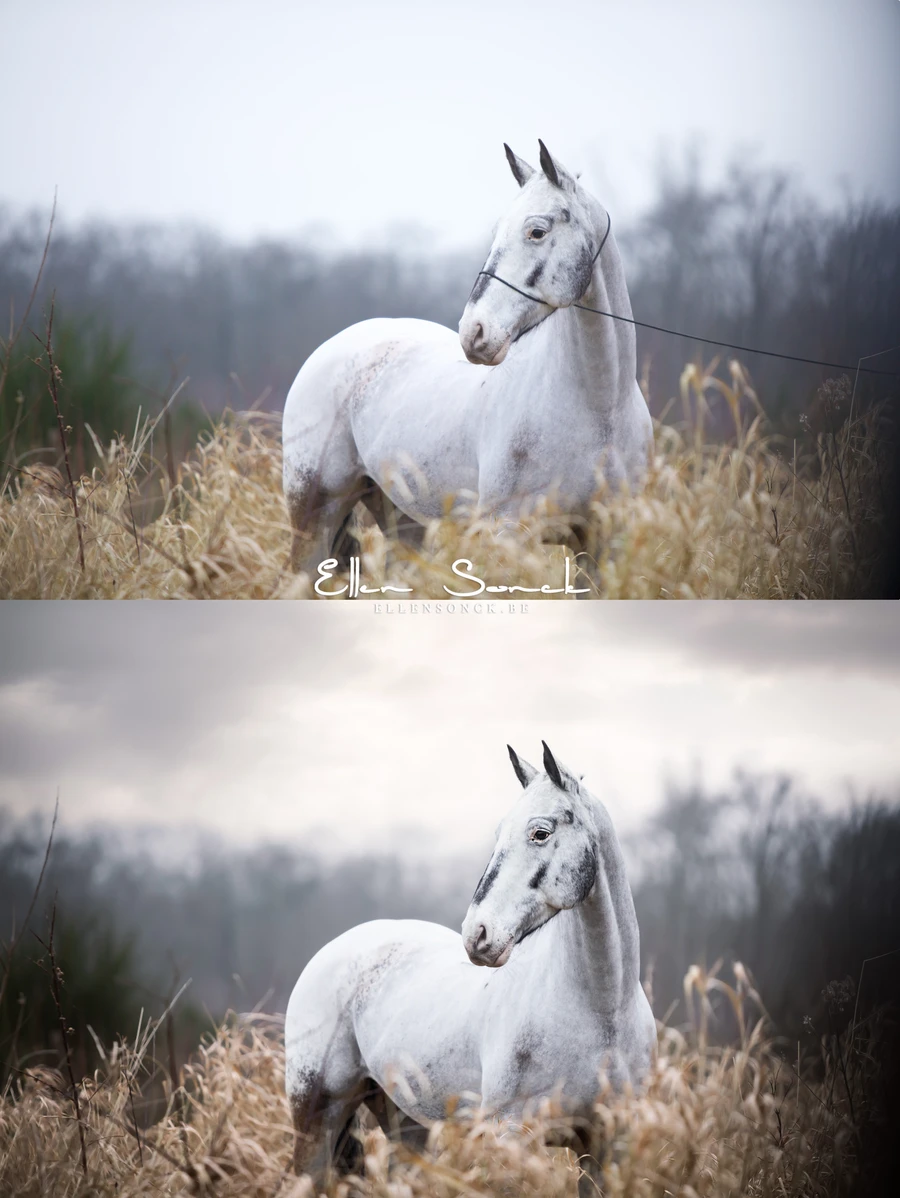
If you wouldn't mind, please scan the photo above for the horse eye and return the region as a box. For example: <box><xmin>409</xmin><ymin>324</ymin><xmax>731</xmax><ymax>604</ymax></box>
<box><xmin>529</xmin><ymin>228</ymin><xmax>546</xmax><ymax>241</ymax></box>
<box><xmin>531</xmin><ymin>828</ymin><xmax>550</xmax><ymax>843</ymax></box>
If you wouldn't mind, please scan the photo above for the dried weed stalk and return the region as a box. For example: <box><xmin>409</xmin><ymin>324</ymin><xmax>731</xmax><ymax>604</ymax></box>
<box><xmin>0</xmin><ymin>964</ymin><xmax>883</xmax><ymax>1198</ymax></box>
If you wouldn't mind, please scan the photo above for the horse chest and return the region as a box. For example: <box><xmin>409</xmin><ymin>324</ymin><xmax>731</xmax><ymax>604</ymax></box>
<box><xmin>478</xmin><ymin>404</ymin><xmax>618</xmax><ymax>512</ymax></box>
<box><xmin>481</xmin><ymin>1004</ymin><xmax>616</xmax><ymax>1113</ymax></box>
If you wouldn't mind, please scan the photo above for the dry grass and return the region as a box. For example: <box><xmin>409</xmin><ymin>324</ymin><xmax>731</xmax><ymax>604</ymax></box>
<box><xmin>0</xmin><ymin>965</ymin><xmax>879</xmax><ymax>1198</ymax></box>
<box><xmin>0</xmin><ymin>362</ymin><xmax>893</xmax><ymax>598</ymax></box>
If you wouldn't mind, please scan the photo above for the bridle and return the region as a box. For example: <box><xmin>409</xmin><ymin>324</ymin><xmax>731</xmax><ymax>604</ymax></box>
<box><xmin>473</xmin><ymin>210</ymin><xmax>612</xmax><ymax>313</ymax></box>
<box><xmin>467</xmin><ymin>206</ymin><xmax>900</xmax><ymax>376</ymax></box>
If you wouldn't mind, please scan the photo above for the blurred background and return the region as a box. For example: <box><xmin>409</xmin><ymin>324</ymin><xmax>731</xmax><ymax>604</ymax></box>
<box><xmin>1</xmin><ymin>0</ymin><xmax>899</xmax><ymax>470</ymax></box>
<box><xmin>1</xmin><ymin>602</ymin><xmax>898</xmax><ymax>1081</ymax></box>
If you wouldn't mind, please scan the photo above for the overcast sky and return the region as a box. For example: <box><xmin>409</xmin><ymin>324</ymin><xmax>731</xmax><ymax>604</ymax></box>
<box><xmin>2</xmin><ymin>1</ymin><xmax>898</xmax><ymax>248</ymax></box>
<box><xmin>0</xmin><ymin>603</ymin><xmax>897</xmax><ymax>858</ymax></box>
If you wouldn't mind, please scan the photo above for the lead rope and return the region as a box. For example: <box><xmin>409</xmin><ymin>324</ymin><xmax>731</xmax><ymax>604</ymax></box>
<box><xmin>474</xmin><ymin>212</ymin><xmax>899</xmax><ymax>378</ymax></box>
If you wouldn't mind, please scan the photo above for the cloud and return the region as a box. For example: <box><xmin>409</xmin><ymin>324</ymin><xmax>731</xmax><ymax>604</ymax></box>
<box><xmin>0</xmin><ymin>603</ymin><xmax>373</xmax><ymax>780</ymax></box>
<box><xmin>574</xmin><ymin>603</ymin><xmax>900</xmax><ymax>682</ymax></box>
<box><xmin>0</xmin><ymin>603</ymin><xmax>897</xmax><ymax>854</ymax></box>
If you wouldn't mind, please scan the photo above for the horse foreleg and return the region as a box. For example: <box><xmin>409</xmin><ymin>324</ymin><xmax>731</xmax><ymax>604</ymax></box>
<box><xmin>542</xmin><ymin>1117</ymin><xmax>605</xmax><ymax>1197</ymax></box>
<box><xmin>571</xmin><ymin>1123</ymin><xmax>605</xmax><ymax>1198</ymax></box>
<box><xmin>576</xmin><ymin>1156</ymin><xmax>603</xmax><ymax>1198</ymax></box>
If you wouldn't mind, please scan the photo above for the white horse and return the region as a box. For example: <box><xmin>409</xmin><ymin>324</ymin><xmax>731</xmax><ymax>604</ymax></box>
<box><xmin>284</xmin><ymin>742</ymin><xmax>656</xmax><ymax>1192</ymax></box>
<box><xmin>282</xmin><ymin>141</ymin><xmax>652</xmax><ymax>572</ymax></box>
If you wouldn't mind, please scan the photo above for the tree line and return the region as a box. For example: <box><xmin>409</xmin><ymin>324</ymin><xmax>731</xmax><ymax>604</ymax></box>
<box><xmin>1</xmin><ymin>150</ymin><xmax>897</xmax><ymax>462</ymax></box>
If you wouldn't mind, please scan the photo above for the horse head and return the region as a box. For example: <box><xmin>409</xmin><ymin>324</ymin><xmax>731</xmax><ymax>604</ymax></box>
<box><xmin>458</xmin><ymin>141</ymin><xmax>607</xmax><ymax>366</ymax></box>
<box><xmin>461</xmin><ymin>741</ymin><xmax>600</xmax><ymax>967</ymax></box>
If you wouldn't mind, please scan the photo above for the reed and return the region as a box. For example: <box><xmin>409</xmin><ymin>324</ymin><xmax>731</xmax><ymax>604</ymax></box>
<box><xmin>0</xmin><ymin>361</ymin><xmax>893</xmax><ymax>599</ymax></box>
<box><xmin>0</xmin><ymin>962</ymin><xmax>884</xmax><ymax>1198</ymax></box>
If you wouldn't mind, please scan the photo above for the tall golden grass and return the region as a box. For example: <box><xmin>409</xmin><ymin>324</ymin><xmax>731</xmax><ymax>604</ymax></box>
<box><xmin>0</xmin><ymin>964</ymin><xmax>879</xmax><ymax>1198</ymax></box>
<box><xmin>0</xmin><ymin>362</ymin><xmax>892</xmax><ymax>598</ymax></box>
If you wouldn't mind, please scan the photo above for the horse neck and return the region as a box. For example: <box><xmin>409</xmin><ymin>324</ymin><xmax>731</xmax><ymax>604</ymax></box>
<box><xmin>540</xmin><ymin>228</ymin><xmax>637</xmax><ymax>407</ymax></box>
<box><xmin>551</xmin><ymin>806</ymin><xmax>642</xmax><ymax>1014</ymax></box>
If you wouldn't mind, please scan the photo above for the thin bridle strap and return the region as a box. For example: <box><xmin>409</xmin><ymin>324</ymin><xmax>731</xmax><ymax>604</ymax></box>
<box><xmin>475</xmin><ymin>210</ymin><xmax>612</xmax><ymax>308</ymax></box>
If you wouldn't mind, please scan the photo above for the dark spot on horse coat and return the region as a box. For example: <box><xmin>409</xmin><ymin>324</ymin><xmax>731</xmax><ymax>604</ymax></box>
<box><xmin>285</xmin><ymin>468</ymin><xmax>321</xmax><ymax>532</ymax></box>
<box><xmin>291</xmin><ymin>1066</ymin><xmax>323</xmax><ymax>1110</ymax></box>
<box><xmin>352</xmin><ymin>944</ymin><xmax>403</xmax><ymax>1014</ymax></box>
<box><xmin>569</xmin><ymin>244</ymin><xmax>595</xmax><ymax>301</ymax></box>
<box><xmin>473</xmin><ymin>850</ymin><xmax>506</xmax><ymax>903</ymax></box>
<box><xmin>525</xmin><ymin>262</ymin><xmax>545</xmax><ymax>289</ymax></box>
<box><xmin>560</xmin><ymin>207</ymin><xmax>570</xmax><ymax>222</ymax></box>
<box><xmin>467</xmin><ymin>272</ymin><xmax>491</xmax><ymax>304</ymax></box>
<box><xmin>529</xmin><ymin>863</ymin><xmax>548</xmax><ymax>889</ymax></box>
<box><xmin>505</xmin><ymin>426</ymin><xmax>540</xmax><ymax>493</ymax></box>
<box><xmin>345</xmin><ymin>343</ymin><xmax>401</xmax><ymax>417</ymax></box>
<box><xmin>571</xmin><ymin>845</ymin><xmax>597</xmax><ymax>904</ymax></box>
<box><xmin>468</xmin><ymin>249</ymin><xmax>504</xmax><ymax>305</ymax></box>
<box><xmin>511</xmin><ymin>437</ymin><xmax>530</xmax><ymax>467</ymax></box>
<box><xmin>508</xmin><ymin>1027</ymin><xmax>542</xmax><ymax>1095</ymax></box>
<box><xmin>563</xmin><ymin>808</ymin><xmax>574</xmax><ymax>824</ymax></box>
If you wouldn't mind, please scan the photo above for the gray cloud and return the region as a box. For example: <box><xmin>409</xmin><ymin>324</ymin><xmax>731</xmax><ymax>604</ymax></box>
<box><xmin>578</xmin><ymin>603</ymin><xmax>900</xmax><ymax>679</ymax></box>
<box><xmin>0</xmin><ymin>603</ymin><xmax>371</xmax><ymax>781</ymax></box>
<box><xmin>0</xmin><ymin>603</ymin><xmax>897</xmax><ymax>853</ymax></box>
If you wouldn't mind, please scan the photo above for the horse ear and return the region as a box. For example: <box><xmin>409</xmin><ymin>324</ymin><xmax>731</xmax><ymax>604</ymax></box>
<box><xmin>507</xmin><ymin>744</ymin><xmax>538</xmax><ymax>788</ymax></box>
<box><xmin>537</xmin><ymin>140</ymin><xmax>576</xmax><ymax>191</ymax></box>
<box><xmin>542</xmin><ymin>741</ymin><xmax>579</xmax><ymax>792</ymax></box>
<box><xmin>504</xmin><ymin>143</ymin><xmax>535</xmax><ymax>188</ymax></box>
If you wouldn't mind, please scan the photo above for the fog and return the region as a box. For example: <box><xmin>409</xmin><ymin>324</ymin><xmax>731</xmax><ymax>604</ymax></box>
<box><xmin>3</xmin><ymin>1</ymin><xmax>898</xmax><ymax>244</ymax></box>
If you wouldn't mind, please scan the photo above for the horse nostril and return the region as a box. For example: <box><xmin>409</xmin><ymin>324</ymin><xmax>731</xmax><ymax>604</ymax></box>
<box><xmin>472</xmin><ymin>323</ymin><xmax>485</xmax><ymax>348</ymax></box>
<box><xmin>475</xmin><ymin>924</ymin><xmax>488</xmax><ymax>952</ymax></box>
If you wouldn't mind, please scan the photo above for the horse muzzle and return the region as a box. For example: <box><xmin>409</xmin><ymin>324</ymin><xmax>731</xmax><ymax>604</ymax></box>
<box><xmin>463</xmin><ymin>921</ymin><xmax>514</xmax><ymax>968</ymax></box>
<box><xmin>458</xmin><ymin>315</ymin><xmax>510</xmax><ymax>367</ymax></box>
